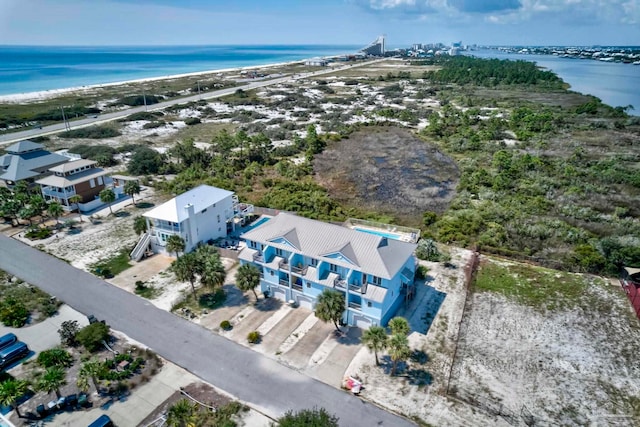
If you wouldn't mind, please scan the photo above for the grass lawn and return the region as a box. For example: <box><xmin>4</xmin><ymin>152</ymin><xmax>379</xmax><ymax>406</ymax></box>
<box><xmin>134</xmin><ymin>282</ymin><xmax>161</xmax><ymax>299</ymax></box>
<box><xmin>90</xmin><ymin>249</ymin><xmax>132</xmax><ymax>278</ymax></box>
<box><xmin>474</xmin><ymin>258</ymin><xmax>607</xmax><ymax>311</ymax></box>
<box><xmin>0</xmin><ymin>270</ymin><xmax>62</xmax><ymax>326</ymax></box>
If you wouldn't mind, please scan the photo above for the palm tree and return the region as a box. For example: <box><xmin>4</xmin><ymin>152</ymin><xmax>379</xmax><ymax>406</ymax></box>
<box><xmin>47</xmin><ymin>201</ymin><xmax>64</xmax><ymax>226</ymax></box>
<box><xmin>315</xmin><ymin>289</ymin><xmax>345</xmax><ymax>332</ymax></box>
<box><xmin>133</xmin><ymin>216</ymin><xmax>148</xmax><ymax>235</ymax></box>
<box><xmin>99</xmin><ymin>188</ymin><xmax>116</xmax><ymax>215</ymax></box>
<box><xmin>236</xmin><ymin>263</ymin><xmax>261</xmax><ymax>301</ymax></box>
<box><xmin>171</xmin><ymin>252</ymin><xmax>199</xmax><ymax>300</ymax></box>
<box><xmin>166</xmin><ymin>234</ymin><xmax>186</xmax><ymax>259</ymax></box>
<box><xmin>124</xmin><ymin>180</ymin><xmax>141</xmax><ymax>206</ymax></box>
<box><xmin>167</xmin><ymin>399</ymin><xmax>197</xmax><ymax>427</ymax></box>
<box><xmin>196</xmin><ymin>247</ymin><xmax>226</xmax><ymax>291</ymax></box>
<box><xmin>0</xmin><ymin>379</ymin><xmax>29</xmax><ymax>418</ymax></box>
<box><xmin>388</xmin><ymin>316</ymin><xmax>410</xmax><ymax>336</ymax></box>
<box><xmin>361</xmin><ymin>325</ymin><xmax>388</xmax><ymax>366</ymax></box>
<box><xmin>78</xmin><ymin>360</ymin><xmax>102</xmax><ymax>394</ymax></box>
<box><xmin>388</xmin><ymin>333</ymin><xmax>411</xmax><ymax>376</ymax></box>
<box><xmin>37</xmin><ymin>367</ymin><xmax>67</xmax><ymax>399</ymax></box>
<box><xmin>68</xmin><ymin>194</ymin><xmax>83</xmax><ymax>221</ymax></box>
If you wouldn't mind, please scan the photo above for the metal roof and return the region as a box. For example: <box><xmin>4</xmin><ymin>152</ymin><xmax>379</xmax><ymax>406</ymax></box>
<box><xmin>49</xmin><ymin>159</ymin><xmax>96</xmax><ymax>173</ymax></box>
<box><xmin>143</xmin><ymin>184</ymin><xmax>234</xmax><ymax>223</ymax></box>
<box><xmin>364</xmin><ymin>283</ymin><xmax>388</xmax><ymax>303</ymax></box>
<box><xmin>0</xmin><ymin>149</ymin><xmax>69</xmax><ymax>182</ymax></box>
<box><xmin>5</xmin><ymin>140</ymin><xmax>43</xmax><ymax>154</ymax></box>
<box><xmin>240</xmin><ymin>213</ymin><xmax>416</xmax><ymax>279</ymax></box>
<box><xmin>36</xmin><ymin>168</ymin><xmax>109</xmax><ymax>188</ymax></box>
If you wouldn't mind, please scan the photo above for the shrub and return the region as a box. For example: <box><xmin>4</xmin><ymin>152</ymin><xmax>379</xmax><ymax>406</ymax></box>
<box><xmin>58</xmin><ymin>320</ymin><xmax>80</xmax><ymax>346</ymax></box>
<box><xmin>37</xmin><ymin>348</ymin><xmax>73</xmax><ymax>368</ymax></box>
<box><xmin>277</xmin><ymin>407</ymin><xmax>339</xmax><ymax>427</ymax></box>
<box><xmin>0</xmin><ymin>298</ymin><xmax>29</xmax><ymax>327</ymax></box>
<box><xmin>220</xmin><ymin>320</ymin><xmax>232</xmax><ymax>331</ymax></box>
<box><xmin>184</xmin><ymin>117</ymin><xmax>201</xmax><ymax>126</ymax></box>
<box><xmin>127</xmin><ymin>146</ymin><xmax>165</xmax><ymax>175</ymax></box>
<box><xmin>247</xmin><ymin>331</ymin><xmax>261</xmax><ymax>344</ymax></box>
<box><xmin>415</xmin><ymin>265</ymin><xmax>429</xmax><ymax>280</ymax></box>
<box><xmin>76</xmin><ymin>322</ymin><xmax>110</xmax><ymax>352</ymax></box>
<box><xmin>59</xmin><ymin>126</ymin><xmax>121</xmax><ymax>139</ymax></box>
<box><xmin>25</xmin><ymin>227</ymin><xmax>52</xmax><ymax>240</ymax></box>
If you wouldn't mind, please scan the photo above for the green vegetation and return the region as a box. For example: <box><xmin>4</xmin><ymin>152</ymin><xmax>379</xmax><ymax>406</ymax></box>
<box><xmin>0</xmin><ymin>276</ymin><xmax>61</xmax><ymax>327</ymax></box>
<box><xmin>59</xmin><ymin>125</ymin><xmax>121</xmax><ymax>139</ymax></box>
<box><xmin>474</xmin><ymin>259</ymin><xmax>606</xmax><ymax>311</ymax></box>
<box><xmin>0</xmin><ymin>298</ymin><xmax>29</xmax><ymax>327</ymax></box>
<box><xmin>220</xmin><ymin>320</ymin><xmax>232</xmax><ymax>330</ymax></box>
<box><xmin>99</xmin><ymin>188</ymin><xmax>116</xmax><ymax>215</ymax></box>
<box><xmin>58</xmin><ymin>320</ymin><xmax>80</xmax><ymax>346</ymax></box>
<box><xmin>91</xmin><ymin>249</ymin><xmax>132</xmax><ymax>278</ymax></box>
<box><xmin>236</xmin><ymin>263</ymin><xmax>261</xmax><ymax>301</ymax></box>
<box><xmin>275</xmin><ymin>407</ymin><xmax>339</xmax><ymax>427</ymax></box>
<box><xmin>167</xmin><ymin>398</ymin><xmax>246</xmax><ymax>427</ymax></box>
<box><xmin>361</xmin><ymin>326</ymin><xmax>388</xmax><ymax>366</ymax></box>
<box><xmin>37</xmin><ymin>348</ymin><xmax>74</xmax><ymax>368</ymax></box>
<box><xmin>247</xmin><ymin>330</ymin><xmax>261</xmax><ymax>344</ymax></box>
<box><xmin>128</xmin><ymin>146</ymin><xmax>166</xmax><ymax>175</ymax></box>
<box><xmin>76</xmin><ymin>322</ymin><xmax>110</xmax><ymax>352</ymax></box>
<box><xmin>314</xmin><ymin>289</ymin><xmax>345</xmax><ymax>332</ymax></box>
<box><xmin>68</xmin><ymin>144</ymin><xmax>118</xmax><ymax>166</ymax></box>
<box><xmin>0</xmin><ymin>379</ymin><xmax>30</xmax><ymax>417</ymax></box>
<box><xmin>134</xmin><ymin>281</ymin><xmax>161</xmax><ymax>299</ymax></box>
<box><xmin>37</xmin><ymin>367</ymin><xmax>67</xmax><ymax>399</ymax></box>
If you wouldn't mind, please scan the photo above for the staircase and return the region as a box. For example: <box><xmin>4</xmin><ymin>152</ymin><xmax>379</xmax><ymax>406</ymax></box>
<box><xmin>130</xmin><ymin>232</ymin><xmax>151</xmax><ymax>261</ymax></box>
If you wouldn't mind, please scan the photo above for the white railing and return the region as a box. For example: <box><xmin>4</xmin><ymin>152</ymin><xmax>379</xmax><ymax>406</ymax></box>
<box><xmin>130</xmin><ymin>232</ymin><xmax>151</xmax><ymax>261</ymax></box>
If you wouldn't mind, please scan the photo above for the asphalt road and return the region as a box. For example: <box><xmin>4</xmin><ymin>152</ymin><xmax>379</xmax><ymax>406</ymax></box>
<box><xmin>0</xmin><ymin>234</ymin><xmax>415</xmax><ymax>427</ymax></box>
<box><xmin>0</xmin><ymin>60</ymin><xmax>381</xmax><ymax>146</ymax></box>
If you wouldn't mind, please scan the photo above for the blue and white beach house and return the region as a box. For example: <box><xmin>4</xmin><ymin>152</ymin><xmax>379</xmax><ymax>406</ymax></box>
<box><xmin>239</xmin><ymin>213</ymin><xmax>417</xmax><ymax>328</ymax></box>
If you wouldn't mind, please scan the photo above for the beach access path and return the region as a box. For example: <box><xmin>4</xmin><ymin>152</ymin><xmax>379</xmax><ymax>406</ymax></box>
<box><xmin>0</xmin><ymin>234</ymin><xmax>415</xmax><ymax>426</ymax></box>
<box><xmin>0</xmin><ymin>59</ymin><xmax>382</xmax><ymax>145</ymax></box>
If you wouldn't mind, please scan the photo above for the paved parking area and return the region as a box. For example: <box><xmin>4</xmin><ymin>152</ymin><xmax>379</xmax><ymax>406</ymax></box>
<box><xmin>279</xmin><ymin>320</ymin><xmax>335</xmax><ymax>369</ymax></box>
<box><xmin>260</xmin><ymin>308</ymin><xmax>312</xmax><ymax>355</ymax></box>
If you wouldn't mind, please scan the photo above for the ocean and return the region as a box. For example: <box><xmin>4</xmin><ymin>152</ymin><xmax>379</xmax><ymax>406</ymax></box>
<box><xmin>0</xmin><ymin>45</ymin><xmax>360</xmax><ymax>96</ymax></box>
<box><xmin>472</xmin><ymin>49</ymin><xmax>640</xmax><ymax>114</ymax></box>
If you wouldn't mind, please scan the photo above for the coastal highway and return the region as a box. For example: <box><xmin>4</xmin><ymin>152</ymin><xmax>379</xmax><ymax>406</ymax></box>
<box><xmin>0</xmin><ymin>59</ymin><xmax>382</xmax><ymax>146</ymax></box>
<box><xmin>0</xmin><ymin>234</ymin><xmax>416</xmax><ymax>426</ymax></box>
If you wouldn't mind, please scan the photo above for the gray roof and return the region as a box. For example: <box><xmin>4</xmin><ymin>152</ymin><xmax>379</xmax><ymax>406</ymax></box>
<box><xmin>241</xmin><ymin>213</ymin><xmax>416</xmax><ymax>279</ymax></box>
<box><xmin>49</xmin><ymin>159</ymin><xmax>96</xmax><ymax>174</ymax></box>
<box><xmin>5</xmin><ymin>140</ymin><xmax>43</xmax><ymax>154</ymax></box>
<box><xmin>36</xmin><ymin>168</ymin><xmax>108</xmax><ymax>188</ymax></box>
<box><xmin>144</xmin><ymin>184</ymin><xmax>234</xmax><ymax>223</ymax></box>
<box><xmin>0</xmin><ymin>148</ymin><xmax>69</xmax><ymax>183</ymax></box>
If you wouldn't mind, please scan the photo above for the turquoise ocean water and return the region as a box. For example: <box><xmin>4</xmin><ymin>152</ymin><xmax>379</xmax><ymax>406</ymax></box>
<box><xmin>0</xmin><ymin>45</ymin><xmax>360</xmax><ymax>96</ymax></box>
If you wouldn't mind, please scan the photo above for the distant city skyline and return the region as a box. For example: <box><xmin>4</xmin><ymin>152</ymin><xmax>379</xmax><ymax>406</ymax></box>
<box><xmin>0</xmin><ymin>0</ymin><xmax>638</xmax><ymax>47</ymax></box>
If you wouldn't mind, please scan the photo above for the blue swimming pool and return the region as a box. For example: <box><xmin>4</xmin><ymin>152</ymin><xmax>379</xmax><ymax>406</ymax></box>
<box><xmin>353</xmin><ymin>227</ymin><xmax>401</xmax><ymax>240</ymax></box>
<box><xmin>244</xmin><ymin>216</ymin><xmax>271</xmax><ymax>231</ymax></box>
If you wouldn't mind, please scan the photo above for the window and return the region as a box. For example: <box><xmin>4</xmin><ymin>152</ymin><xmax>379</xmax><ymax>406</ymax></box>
<box><xmin>310</xmin><ymin>258</ymin><xmax>318</xmax><ymax>267</ymax></box>
<box><xmin>89</xmin><ymin>178</ymin><xmax>95</xmax><ymax>188</ymax></box>
<box><xmin>270</xmin><ymin>270</ymin><xmax>274</xmax><ymax>276</ymax></box>
<box><xmin>367</xmin><ymin>301</ymin><xmax>372</xmax><ymax>308</ymax></box>
<box><xmin>201</xmin><ymin>208</ymin><xmax>207</xmax><ymax>213</ymax></box>
<box><xmin>217</xmin><ymin>214</ymin><xmax>220</xmax><ymax>223</ymax></box>
<box><xmin>330</xmin><ymin>264</ymin><xmax>338</xmax><ymax>273</ymax></box>
<box><xmin>97</xmin><ymin>176</ymin><xmax>103</xmax><ymax>185</ymax></box>
<box><xmin>306</xmin><ymin>282</ymin><xmax>311</xmax><ymax>288</ymax></box>
<box><xmin>276</xmin><ymin>248</ymin><xmax>283</xmax><ymax>256</ymax></box>
<box><xmin>372</xmin><ymin>276</ymin><xmax>382</xmax><ymax>285</ymax></box>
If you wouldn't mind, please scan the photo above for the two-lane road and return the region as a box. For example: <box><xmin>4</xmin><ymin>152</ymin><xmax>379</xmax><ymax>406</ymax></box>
<box><xmin>0</xmin><ymin>234</ymin><xmax>415</xmax><ymax>426</ymax></box>
<box><xmin>0</xmin><ymin>60</ymin><xmax>381</xmax><ymax>146</ymax></box>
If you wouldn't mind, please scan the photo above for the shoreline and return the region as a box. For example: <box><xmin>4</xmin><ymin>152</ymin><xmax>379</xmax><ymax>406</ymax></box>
<box><xmin>0</xmin><ymin>58</ymin><xmax>310</xmax><ymax>104</ymax></box>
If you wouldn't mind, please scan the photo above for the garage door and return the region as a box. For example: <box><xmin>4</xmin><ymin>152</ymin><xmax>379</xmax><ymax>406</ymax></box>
<box><xmin>271</xmin><ymin>288</ymin><xmax>286</xmax><ymax>302</ymax></box>
<box><xmin>297</xmin><ymin>296</ymin><xmax>313</xmax><ymax>310</ymax></box>
<box><xmin>353</xmin><ymin>315</ymin><xmax>372</xmax><ymax>330</ymax></box>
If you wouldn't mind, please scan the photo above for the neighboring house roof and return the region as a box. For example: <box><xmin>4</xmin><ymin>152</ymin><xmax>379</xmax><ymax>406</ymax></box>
<box><xmin>0</xmin><ymin>148</ymin><xmax>69</xmax><ymax>182</ymax></box>
<box><xmin>241</xmin><ymin>213</ymin><xmax>417</xmax><ymax>279</ymax></box>
<box><xmin>5</xmin><ymin>140</ymin><xmax>44</xmax><ymax>154</ymax></box>
<box><xmin>624</xmin><ymin>266</ymin><xmax>640</xmax><ymax>280</ymax></box>
<box><xmin>49</xmin><ymin>159</ymin><xmax>96</xmax><ymax>174</ymax></box>
<box><xmin>36</xmin><ymin>168</ymin><xmax>109</xmax><ymax>188</ymax></box>
<box><xmin>144</xmin><ymin>184</ymin><xmax>234</xmax><ymax>223</ymax></box>
<box><xmin>111</xmin><ymin>174</ymin><xmax>139</xmax><ymax>181</ymax></box>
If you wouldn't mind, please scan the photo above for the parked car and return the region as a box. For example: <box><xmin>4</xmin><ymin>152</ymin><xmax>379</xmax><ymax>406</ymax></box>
<box><xmin>88</xmin><ymin>414</ymin><xmax>114</xmax><ymax>427</ymax></box>
<box><xmin>0</xmin><ymin>341</ymin><xmax>29</xmax><ymax>370</ymax></box>
<box><xmin>0</xmin><ymin>333</ymin><xmax>18</xmax><ymax>351</ymax></box>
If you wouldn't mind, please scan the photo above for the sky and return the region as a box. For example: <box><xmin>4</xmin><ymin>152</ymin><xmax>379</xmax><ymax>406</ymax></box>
<box><xmin>0</xmin><ymin>0</ymin><xmax>638</xmax><ymax>46</ymax></box>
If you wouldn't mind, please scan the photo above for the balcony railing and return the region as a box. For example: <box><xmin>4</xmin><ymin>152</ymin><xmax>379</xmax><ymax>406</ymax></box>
<box><xmin>278</xmin><ymin>258</ymin><xmax>288</xmax><ymax>269</ymax></box>
<box><xmin>334</xmin><ymin>277</ymin><xmax>347</xmax><ymax>290</ymax></box>
<box><xmin>279</xmin><ymin>279</ymin><xmax>289</xmax><ymax>287</ymax></box>
<box><xmin>42</xmin><ymin>186</ymin><xmax>76</xmax><ymax>199</ymax></box>
<box><xmin>253</xmin><ymin>252</ymin><xmax>264</xmax><ymax>263</ymax></box>
<box><xmin>291</xmin><ymin>265</ymin><xmax>308</xmax><ymax>275</ymax></box>
<box><xmin>292</xmin><ymin>282</ymin><xmax>303</xmax><ymax>291</ymax></box>
<box><xmin>349</xmin><ymin>283</ymin><xmax>368</xmax><ymax>294</ymax></box>
<box><xmin>348</xmin><ymin>301</ymin><xmax>362</xmax><ymax>310</ymax></box>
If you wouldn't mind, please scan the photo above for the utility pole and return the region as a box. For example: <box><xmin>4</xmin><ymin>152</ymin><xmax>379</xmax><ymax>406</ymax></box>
<box><xmin>60</xmin><ymin>106</ymin><xmax>70</xmax><ymax>131</ymax></box>
<box><xmin>197</xmin><ymin>80</ymin><xmax>201</xmax><ymax>99</ymax></box>
<box><xmin>142</xmin><ymin>88</ymin><xmax>147</xmax><ymax>111</ymax></box>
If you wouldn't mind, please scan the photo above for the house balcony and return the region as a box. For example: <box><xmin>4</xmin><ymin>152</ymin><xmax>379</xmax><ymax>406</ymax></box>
<box><xmin>279</xmin><ymin>279</ymin><xmax>290</xmax><ymax>287</ymax></box>
<box><xmin>349</xmin><ymin>283</ymin><xmax>368</xmax><ymax>294</ymax></box>
<box><xmin>253</xmin><ymin>252</ymin><xmax>265</xmax><ymax>263</ymax></box>
<box><xmin>292</xmin><ymin>282</ymin><xmax>303</xmax><ymax>291</ymax></box>
<box><xmin>333</xmin><ymin>277</ymin><xmax>347</xmax><ymax>290</ymax></box>
<box><xmin>291</xmin><ymin>264</ymin><xmax>308</xmax><ymax>276</ymax></box>
<box><xmin>348</xmin><ymin>301</ymin><xmax>362</xmax><ymax>311</ymax></box>
<box><xmin>41</xmin><ymin>186</ymin><xmax>76</xmax><ymax>200</ymax></box>
<box><xmin>278</xmin><ymin>258</ymin><xmax>288</xmax><ymax>269</ymax></box>
<box><xmin>152</xmin><ymin>224</ymin><xmax>180</xmax><ymax>233</ymax></box>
